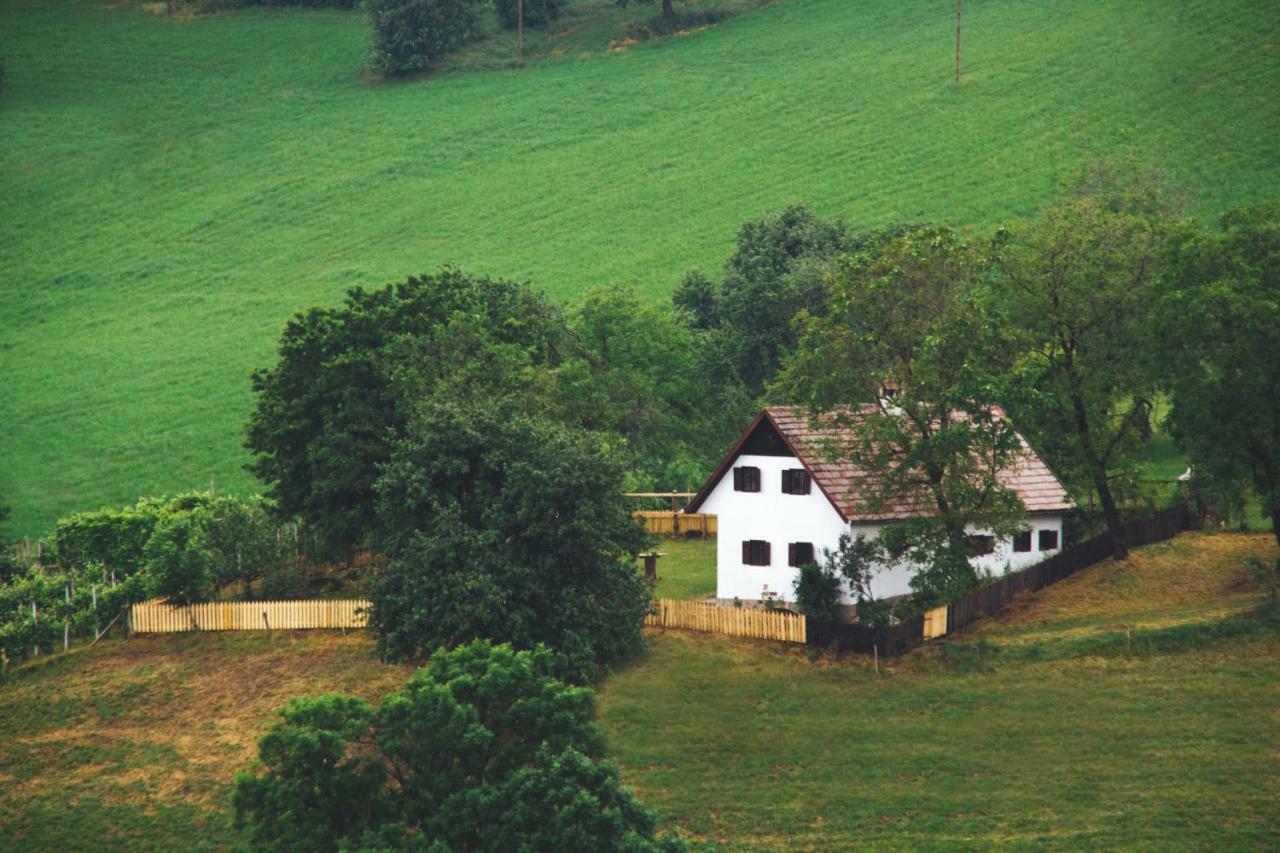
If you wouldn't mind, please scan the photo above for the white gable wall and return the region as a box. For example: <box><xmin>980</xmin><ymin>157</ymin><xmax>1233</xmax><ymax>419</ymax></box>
<box><xmin>698</xmin><ymin>452</ymin><xmax>1065</xmax><ymax>604</ymax></box>
<box><xmin>698</xmin><ymin>454</ymin><xmax>847</xmax><ymax>603</ymax></box>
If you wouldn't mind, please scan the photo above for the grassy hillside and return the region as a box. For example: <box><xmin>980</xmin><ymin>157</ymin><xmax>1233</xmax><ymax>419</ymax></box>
<box><xmin>601</xmin><ymin>532</ymin><xmax>1280</xmax><ymax>848</ymax></box>
<box><xmin>3</xmin><ymin>0</ymin><xmax>1279</xmax><ymax>536</ymax></box>
<box><xmin>1</xmin><ymin>533</ymin><xmax>1275</xmax><ymax>848</ymax></box>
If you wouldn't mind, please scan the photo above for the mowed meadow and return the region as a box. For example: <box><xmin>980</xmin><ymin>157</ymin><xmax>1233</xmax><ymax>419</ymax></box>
<box><xmin>3</xmin><ymin>0</ymin><xmax>1280</xmax><ymax>536</ymax></box>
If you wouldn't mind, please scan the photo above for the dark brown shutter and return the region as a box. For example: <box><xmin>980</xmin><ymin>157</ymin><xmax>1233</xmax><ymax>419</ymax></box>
<box><xmin>787</xmin><ymin>543</ymin><xmax>797</xmax><ymax>566</ymax></box>
<box><xmin>733</xmin><ymin>467</ymin><xmax>743</xmax><ymax>491</ymax></box>
<box><xmin>742</xmin><ymin>540</ymin><xmax>751</xmax><ymax>563</ymax></box>
<box><xmin>799</xmin><ymin>471</ymin><xmax>811</xmax><ymax>494</ymax></box>
<box><xmin>762</xmin><ymin>541</ymin><xmax>771</xmax><ymax>565</ymax></box>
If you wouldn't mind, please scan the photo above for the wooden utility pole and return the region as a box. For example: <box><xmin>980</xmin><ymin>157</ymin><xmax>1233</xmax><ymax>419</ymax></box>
<box><xmin>955</xmin><ymin>0</ymin><xmax>962</xmax><ymax>84</ymax></box>
<box><xmin>517</xmin><ymin>0</ymin><xmax>524</xmax><ymax>66</ymax></box>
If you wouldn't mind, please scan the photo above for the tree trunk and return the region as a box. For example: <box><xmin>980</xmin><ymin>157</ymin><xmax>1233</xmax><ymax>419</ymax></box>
<box><xmin>1094</xmin><ymin>470</ymin><xmax>1128</xmax><ymax>560</ymax></box>
<box><xmin>1271</xmin><ymin>504</ymin><xmax>1280</xmax><ymax>552</ymax></box>
<box><xmin>662</xmin><ymin>0</ymin><xmax>674</xmax><ymax>17</ymax></box>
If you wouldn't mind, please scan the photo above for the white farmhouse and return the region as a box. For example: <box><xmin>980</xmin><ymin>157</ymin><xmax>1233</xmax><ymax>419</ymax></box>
<box><xmin>685</xmin><ymin>406</ymin><xmax>1074</xmax><ymax>605</ymax></box>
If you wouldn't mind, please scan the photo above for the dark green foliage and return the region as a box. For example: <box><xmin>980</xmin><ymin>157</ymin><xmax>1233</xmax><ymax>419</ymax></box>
<box><xmin>232</xmin><ymin>694</ymin><xmax>389</xmax><ymax>852</ymax></box>
<box><xmin>369</xmin><ymin>403</ymin><xmax>652</xmax><ymax>678</ymax></box>
<box><xmin>494</xmin><ymin>0</ymin><xmax>563</xmax><ymax>29</ymax></box>
<box><xmin>558</xmin><ymin>283</ymin><xmax>720</xmax><ymax>489</ymax></box>
<box><xmin>367</xmin><ymin>0</ymin><xmax>486</xmax><ymax>75</ymax></box>
<box><xmin>792</xmin><ymin>563</ymin><xmax>842</xmax><ymax>624</ymax></box>
<box><xmin>992</xmin><ymin>166</ymin><xmax>1176</xmax><ymax>555</ymax></box>
<box><xmin>778</xmin><ymin>225</ymin><xmax>1025</xmax><ymax>605</ymax></box>
<box><xmin>245</xmin><ymin>269</ymin><xmax>566</xmax><ymax>559</ymax></box>
<box><xmin>687</xmin><ymin>205</ymin><xmax>858</xmax><ymax>395</ymax></box>
<box><xmin>1154</xmin><ymin>203</ymin><xmax>1280</xmax><ymax>547</ymax></box>
<box><xmin>233</xmin><ymin>641</ymin><xmax>681</xmax><ymax>852</ymax></box>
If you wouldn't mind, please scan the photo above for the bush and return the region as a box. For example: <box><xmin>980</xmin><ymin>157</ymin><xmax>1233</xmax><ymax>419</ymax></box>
<box><xmin>494</xmin><ymin>0</ymin><xmax>563</xmax><ymax>29</ymax></box>
<box><xmin>792</xmin><ymin>563</ymin><xmax>842</xmax><ymax>624</ymax></box>
<box><xmin>367</xmin><ymin>0</ymin><xmax>486</xmax><ymax>76</ymax></box>
<box><xmin>233</xmin><ymin>641</ymin><xmax>683</xmax><ymax>852</ymax></box>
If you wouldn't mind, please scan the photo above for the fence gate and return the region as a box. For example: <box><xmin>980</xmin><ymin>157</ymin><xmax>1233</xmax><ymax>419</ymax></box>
<box><xmin>922</xmin><ymin>605</ymin><xmax>949</xmax><ymax>640</ymax></box>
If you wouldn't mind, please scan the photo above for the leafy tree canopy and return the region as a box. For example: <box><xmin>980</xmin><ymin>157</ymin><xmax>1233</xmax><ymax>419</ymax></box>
<box><xmin>367</xmin><ymin>0</ymin><xmax>486</xmax><ymax>76</ymax></box>
<box><xmin>246</xmin><ymin>268</ymin><xmax>567</xmax><ymax>559</ymax></box>
<box><xmin>777</xmin><ymin>225</ymin><xmax>1024</xmax><ymax>604</ymax></box>
<box><xmin>1155</xmin><ymin>202</ymin><xmax>1280</xmax><ymax>545</ymax></box>
<box><xmin>992</xmin><ymin>165</ymin><xmax>1178</xmax><ymax>555</ymax></box>
<box><xmin>369</xmin><ymin>402</ymin><xmax>652</xmax><ymax>678</ymax></box>
<box><xmin>233</xmin><ymin>640</ymin><xmax>683</xmax><ymax>852</ymax></box>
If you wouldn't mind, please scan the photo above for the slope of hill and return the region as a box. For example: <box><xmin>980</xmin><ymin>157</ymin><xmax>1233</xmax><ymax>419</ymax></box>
<box><xmin>3</xmin><ymin>0</ymin><xmax>1279</xmax><ymax>535</ymax></box>
<box><xmin>0</xmin><ymin>533</ymin><xmax>1274</xmax><ymax>848</ymax></box>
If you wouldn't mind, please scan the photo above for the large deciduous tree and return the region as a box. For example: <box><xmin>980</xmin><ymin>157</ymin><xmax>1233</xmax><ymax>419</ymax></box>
<box><xmin>992</xmin><ymin>170</ymin><xmax>1175</xmax><ymax>557</ymax></box>
<box><xmin>777</xmin><ymin>226</ymin><xmax>1025</xmax><ymax>604</ymax></box>
<box><xmin>245</xmin><ymin>269</ymin><xmax>566</xmax><ymax>559</ymax></box>
<box><xmin>369</xmin><ymin>403</ymin><xmax>651</xmax><ymax>678</ymax></box>
<box><xmin>674</xmin><ymin>205</ymin><xmax>857</xmax><ymax>395</ymax></box>
<box><xmin>1154</xmin><ymin>203</ymin><xmax>1280</xmax><ymax>547</ymax></box>
<box><xmin>233</xmin><ymin>641</ymin><xmax>683</xmax><ymax>852</ymax></box>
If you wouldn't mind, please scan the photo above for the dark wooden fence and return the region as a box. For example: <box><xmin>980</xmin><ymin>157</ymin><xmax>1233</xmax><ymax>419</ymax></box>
<box><xmin>808</xmin><ymin>505</ymin><xmax>1195</xmax><ymax>655</ymax></box>
<box><xmin>806</xmin><ymin>613</ymin><xmax>925</xmax><ymax>656</ymax></box>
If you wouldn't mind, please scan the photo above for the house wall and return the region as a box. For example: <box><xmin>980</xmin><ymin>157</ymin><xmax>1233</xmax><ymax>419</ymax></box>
<box><xmin>699</xmin><ymin>453</ymin><xmax>847</xmax><ymax>604</ymax></box>
<box><xmin>852</xmin><ymin>514</ymin><xmax>1065</xmax><ymax>600</ymax></box>
<box><xmin>699</xmin><ymin>451</ymin><xmax>1065</xmax><ymax>605</ymax></box>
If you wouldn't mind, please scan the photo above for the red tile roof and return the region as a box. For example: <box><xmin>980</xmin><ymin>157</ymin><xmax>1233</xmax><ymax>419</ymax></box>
<box><xmin>687</xmin><ymin>405</ymin><xmax>1073</xmax><ymax>521</ymax></box>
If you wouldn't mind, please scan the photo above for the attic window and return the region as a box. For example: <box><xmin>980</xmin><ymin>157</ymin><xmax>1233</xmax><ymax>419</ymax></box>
<box><xmin>1013</xmin><ymin>531</ymin><xmax>1032</xmax><ymax>553</ymax></box>
<box><xmin>964</xmin><ymin>535</ymin><xmax>995</xmax><ymax>557</ymax></box>
<box><xmin>1038</xmin><ymin>529</ymin><xmax>1060</xmax><ymax>551</ymax></box>
<box><xmin>733</xmin><ymin>466</ymin><xmax>761</xmax><ymax>493</ymax></box>
<box><xmin>742</xmin><ymin>540</ymin><xmax>771</xmax><ymax>566</ymax></box>
<box><xmin>787</xmin><ymin>542</ymin><xmax>815</xmax><ymax>567</ymax></box>
<box><xmin>781</xmin><ymin>468</ymin><xmax>811</xmax><ymax>495</ymax></box>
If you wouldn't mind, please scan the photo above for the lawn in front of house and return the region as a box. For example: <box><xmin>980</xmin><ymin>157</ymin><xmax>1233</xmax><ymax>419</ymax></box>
<box><xmin>645</xmin><ymin>535</ymin><xmax>717</xmax><ymax>600</ymax></box>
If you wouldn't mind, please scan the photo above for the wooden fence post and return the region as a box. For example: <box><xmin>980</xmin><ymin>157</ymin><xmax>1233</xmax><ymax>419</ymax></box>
<box><xmin>32</xmin><ymin>600</ymin><xmax>39</xmax><ymax>657</ymax></box>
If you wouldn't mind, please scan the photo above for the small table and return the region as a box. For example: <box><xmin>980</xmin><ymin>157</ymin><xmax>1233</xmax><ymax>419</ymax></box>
<box><xmin>638</xmin><ymin>551</ymin><xmax>667</xmax><ymax>582</ymax></box>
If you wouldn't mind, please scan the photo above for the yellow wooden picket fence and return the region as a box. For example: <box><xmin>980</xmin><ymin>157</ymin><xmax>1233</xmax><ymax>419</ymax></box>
<box><xmin>646</xmin><ymin>598</ymin><xmax>806</xmax><ymax>644</ymax></box>
<box><xmin>130</xmin><ymin>598</ymin><xmax>370</xmax><ymax>633</ymax></box>
<box><xmin>633</xmin><ymin>511</ymin><xmax>717</xmax><ymax>536</ymax></box>
<box><xmin>922</xmin><ymin>605</ymin><xmax>949</xmax><ymax>640</ymax></box>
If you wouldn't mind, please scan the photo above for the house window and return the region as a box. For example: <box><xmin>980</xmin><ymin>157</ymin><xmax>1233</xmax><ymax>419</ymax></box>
<box><xmin>733</xmin><ymin>466</ymin><xmax>761</xmax><ymax>493</ymax></box>
<box><xmin>1013</xmin><ymin>531</ymin><xmax>1032</xmax><ymax>553</ymax></box>
<box><xmin>1038</xmin><ymin>529</ymin><xmax>1060</xmax><ymax>551</ymax></box>
<box><xmin>788</xmin><ymin>542</ymin><xmax>815</xmax><ymax>567</ymax></box>
<box><xmin>742</xmin><ymin>540</ymin><xmax>771</xmax><ymax>566</ymax></box>
<box><xmin>964</xmin><ymin>535</ymin><xmax>995</xmax><ymax>557</ymax></box>
<box><xmin>781</xmin><ymin>468</ymin><xmax>811</xmax><ymax>495</ymax></box>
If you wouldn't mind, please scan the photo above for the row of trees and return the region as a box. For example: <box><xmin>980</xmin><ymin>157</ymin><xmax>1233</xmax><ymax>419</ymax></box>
<box><xmin>0</xmin><ymin>493</ymin><xmax>303</xmax><ymax>663</ymax></box>
<box><xmin>368</xmin><ymin>0</ymin><xmax>687</xmax><ymax>75</ymax></box>
<box><xmin>243</xmin><ymin>165</ymin><xmax>1277</xmax><ymax>647</ymax></box>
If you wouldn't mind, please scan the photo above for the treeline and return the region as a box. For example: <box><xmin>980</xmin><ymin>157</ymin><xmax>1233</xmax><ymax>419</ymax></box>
<box><xmin>159</xmin><ymin>0</ymin><xmax>710</xmax><ymax>76</ymax></box>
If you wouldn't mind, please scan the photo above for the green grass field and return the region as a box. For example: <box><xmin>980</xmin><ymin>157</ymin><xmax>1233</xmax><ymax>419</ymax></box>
<box><xmin>1</xmin><ymin>533</ymin><xmax>1275</xmax><ymax>849</ymax></box>
<box><xmin>3</xmin><ymin>0</ymin><xmax>1279</xmax><ymax>537</ymax></box>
